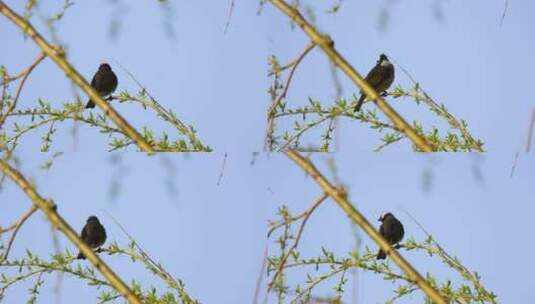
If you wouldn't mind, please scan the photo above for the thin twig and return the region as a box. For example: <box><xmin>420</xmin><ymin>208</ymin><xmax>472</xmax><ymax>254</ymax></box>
<box><xmin>394</xmin><ymin>59</ymin><xmax>483</xmax><ymax>151</ymax></box>
<box><xmin>402</xmin><ymin>211</ymin><xmax>497</xmax><ymax>304</ymax></box>
<box><xmin>113</xmin><ymin>61</ymin><xmax>209</xmax><ymax>151</ymax></box>
<box><xmin>526</xmin><ymin>107</ymin><xmax>535</xmax><ymax>152</ymax></box>
<box><xmin>0</xmin><ymin>52</ymin><xmax>46</xmax><ymax>128</ymax></box>
<box><xmin>508</xmin><ymin>107</ymin><xmax>533</xmax><ymax>177</ymax></box>
<box><xmin>105</xmin><ymin>213</ymin><xmax>197</xmax><ymax>302</ymax></box>
<box><xmin>289</xmin><ymin>266</ymin><xmax>346</xmax><ymax>304</ymax></box>
<box><xmin>223</xmin><ymin>0</ymin><xmax>235</xmax><ymax>34</ymax></box>
<box><xmin>278</xmin><ymin>114</ymin><xmax>333</xmax><ymax>151</ymax></box>
<box><xmin>0</xmin><ymin>205</ymin><xmax>38</xmax><ymax>264</ymax></box>
<box><xmin>267</xmin><ymin>196</ymin><xmax>326</xmax><ymax>238</ymax></box>
<box><xmin>268</xmin><ymin>192</ymin><xmax>329</xmax><ymax>290</ymax></box>
<box><xmin>217</xmin><ymin>152</ymin><xmax>228</xmax><ymax>186</ymax></box>
<box><xmin>499</xmin><ymin>0</ymin><xmax>509</xmax><ymax>26</ymax></box>
<box><xmin>265</xmin><ymin>42</ymin><xmax>316</xmax><ymax>151</ymax></box>
<box><xmin>510</xmin><ymin>152</ymin><xmax>519</xmax><ymax>178</ymax></box>
<box><xmin>252</xmin><ymin>242</ymin><xmax>268</xmax><ymax>304</ymax></box>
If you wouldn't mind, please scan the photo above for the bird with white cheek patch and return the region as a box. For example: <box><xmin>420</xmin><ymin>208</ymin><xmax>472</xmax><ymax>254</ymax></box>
<box><xmin>354</xmin><ymin>54</ymin><xmax>395</xmax><ymax>112</ymax></box>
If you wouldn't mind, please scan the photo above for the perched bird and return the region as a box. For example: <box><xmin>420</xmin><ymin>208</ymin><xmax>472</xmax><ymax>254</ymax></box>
<box><xmin>377</xmin><ymin>212</ymin><xmax>404</xmax><ymax>260</ymax></box>
<box><xmin>77</xmin><ymin>215</ymin><xmax>107</xmax><ymax>259</ymax></box>
<box><xmin>354</xmin><ymin>54</ymin><xmax>395</xmax><ymax>112</ymax></box>
<box><xmin>85</xmin><ymin>63</ymin><xmax>118</xmax><ymax>109</ymax></box>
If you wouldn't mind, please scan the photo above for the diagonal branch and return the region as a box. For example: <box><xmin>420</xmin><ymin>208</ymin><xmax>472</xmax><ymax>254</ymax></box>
<box><xmin>0</xmin><ymin>159</ymin><xmax>143</xmax><ymax>304</ymax></box>
<box><xmin>284</xmin><ymin>150</ymin><xmax>446</xmax><ymax>304</ymax></box>
<box><xmin>269</xmin><ymin>0</ymin><xmax>434</xmax><ymax>152</ymax></box>
<box><xmin>0</xmin><ymin>1</ymin><xmax>154</xmax><ymax>152</ymax></box>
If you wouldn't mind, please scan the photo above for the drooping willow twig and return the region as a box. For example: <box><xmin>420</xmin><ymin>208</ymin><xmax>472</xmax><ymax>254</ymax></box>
<box><xmin>1</xmin><ymin>97</ymin><xmax>207</xmax><ymax>152</ymax></box>
<box><xmin>392</xmin><ymin>61</ymin><xmax>484</xmax><ymax>152</ymax></box>
<box><xmin>403</xmin><ymin>212</ymin><xmax>497</xmax><ymax>303</ymax></box>
<box><xmin>105</xmin><ymin>213</ymin><xmax>198</xmax><ymax>303</ymax></box>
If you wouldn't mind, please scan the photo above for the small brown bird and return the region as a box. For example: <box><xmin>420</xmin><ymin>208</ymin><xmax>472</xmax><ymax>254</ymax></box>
<box><xmin>377</xmin><ymin>212</ymin><xmax>404</xmax><ymax>260</ymax></box>
<box><xmin>354</xmin><ymin>54</ymin><xmax>395</xmax><ymax>112</ymax></box>
<box><xmin>77</xmin><ymin>215</ymin><xmax>107</xmax><ymax>259</ymax></box>
<box><xmin>85</xmin><ymin>63</ymin><xmax>118</xmax><ymax>109</ymax></box>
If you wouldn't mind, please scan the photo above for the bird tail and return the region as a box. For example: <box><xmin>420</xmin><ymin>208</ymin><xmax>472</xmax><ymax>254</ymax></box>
<box><xmin>77</xmin><ymin>251</ymin><xmax>86</xmax><ymax>259</ymax></box>
<box><xmin>354</xmin><ymin>94</ymin><xmax>366</xmax><ymax>112</ymax></box>
<box><xmin>85</xmin><ymin>99</ymin><xmax>95</xmax><ymax>109</ymax></box>
<box><xmin>376</xmin><ymin>249</ymin><xmax>386</xmax><ymax>260</ymax></box>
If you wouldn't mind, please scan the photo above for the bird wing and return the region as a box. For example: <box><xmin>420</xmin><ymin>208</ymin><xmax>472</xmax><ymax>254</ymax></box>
<box><xmin>101</xmin><ymin>224</ymin><xmax>107</xmax><ymax>244</ymax></box>
<box><xmin>379</xmin><ymin>223</ymin><xmax>385</xmax><ymax>238</ymax></box>
<box><xmin>90</xmin><ymin>72</ymin><xmax>98</xmax><ymax>88</ymax></box>
<box><xmin>81</xmin><ymin>225</ymin><xmax>87</xmax><ymax>241</ymax></box>
<box><xmin>364</xmin><ymin>65</ymin><xmax>385</xmax><ymax>88</ymax></box>
<box><xmin>397</xmin><ymin>220</ymin><xmax>405</xmax><ymax>241</ymax></box>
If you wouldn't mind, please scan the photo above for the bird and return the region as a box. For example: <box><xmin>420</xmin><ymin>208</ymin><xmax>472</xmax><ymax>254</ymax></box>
<box><xmin>85</xmin><ymin>63</ymin><xmax>118</xmax><ymax>109</ymax></box>
<box><xmin>376</xmin><ymin>212</ymin><xmax>404</xmax><ymax>260</ymax></box>
<box><xmin>77</xmin><ymin>215</ymin><xmax>107</xmax><ymax>259</ymax></box>
<box><xmin>354</xmin><ymin>54</ymin><xmax>395</xmax><ymax>112</ymax></box>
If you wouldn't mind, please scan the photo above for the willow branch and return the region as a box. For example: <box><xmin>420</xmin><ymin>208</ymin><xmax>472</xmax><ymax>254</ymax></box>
<box><xmin>269</xmin><ymin>0</ymin><xmax>434</xmax><ymax>152</ymax></box>
<box><xmin>279</xmin><ymin>114</ymin><xmax>334</xmax><ymax>151</ymax></box>
<box><xmin>0</xmin><ymin>1</ymin><xmax>154</xmax><ymax>152</ymax></box>
<box><xmin>0</xmin><ymin>159</ymin><xmax>143</xmax><ymax>304</ymax></box>
<box><xmin>406</xmin><ymin>214</ymin><xmax>497</xmax><ymax>303</ymax></box>
<box><xmin>395</xmin><ymin>63</ymin><xmax>483</xmax><ymax>151</ymax></box>
<box><xmin>284</xmin><ymin>151</ymin><xmax>446</xmax><ymax>304</ymax></box>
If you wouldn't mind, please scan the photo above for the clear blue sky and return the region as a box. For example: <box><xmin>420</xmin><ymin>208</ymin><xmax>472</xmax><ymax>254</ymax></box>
<box><xmin>1</xmin><ymin>0</ymin><xmax>534</xmax><ymax>303</ymax></box>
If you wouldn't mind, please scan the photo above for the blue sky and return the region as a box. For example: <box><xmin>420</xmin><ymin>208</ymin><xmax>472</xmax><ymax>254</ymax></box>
<box><xmin>1</xmin><ymin>0</ymin><xmax>535</xmax><ymax>303</ymax></box>
<box><xmin>2</xmin><ymin>152</ymin><xmax>534</xmax><ymax>303</ymax></box>
<box><xmin>1</xmin><ymin>0</ymin><xmax>533</xmax><ymax>152</ymax></box>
